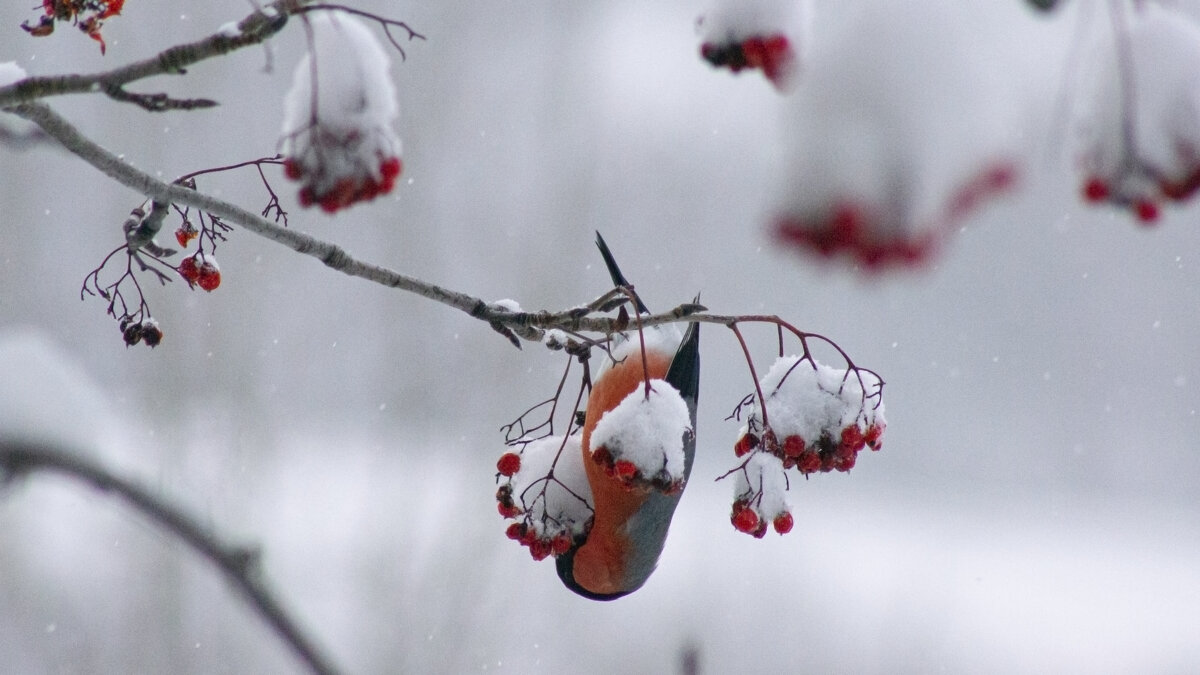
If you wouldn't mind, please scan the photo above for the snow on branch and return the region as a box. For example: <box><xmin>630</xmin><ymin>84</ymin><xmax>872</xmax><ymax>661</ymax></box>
<box><xmin>0</xmin><ymin>439</ymin><xmax>342</xmax><ymax>675</ymax></box>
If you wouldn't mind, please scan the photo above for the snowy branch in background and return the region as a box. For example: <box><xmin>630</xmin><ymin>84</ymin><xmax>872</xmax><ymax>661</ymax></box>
<box><xmin>0</xmin><ymin>439</ymin><xmax>342</xmax><ymax>675</ymax></box>
<box><xmin>1</xmin><ymin>1</ymin><xmax>298</xmax><ymax>110</ymax></box>
<box><xmin>280</xmin><ymin>10</ymin><xmax>404</xmax><ymax>212</ymax></box>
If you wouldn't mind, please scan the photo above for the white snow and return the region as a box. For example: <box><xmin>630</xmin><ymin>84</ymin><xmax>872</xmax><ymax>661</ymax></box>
<box><xmin>735</xmin><ymin>452</ymin><xmax>790</xmax><ymax>519</ymax></box>
<box><xmin>746</xmin><ymin>355</ymin><xmax>885</xmax><ymax>445</ymax></box>
<box><xmin>542</xmin><ymin>329</ymin><xmax>569</xmax><ymax>350</ymax></box>
<box><xmin>491</xmin><ymin>298</ymin><xmax>521</xmax><ymax>312</ymax></box>
<box><xmin>216</xmin><ymin>21</ymin><xmax>241</xmax><ymax>38</ymax></box>
<box><xmin>589</xmin><ymin>380</ymin><xmax>692</xmax><ymax>481</ymax></box>
<box><xmin>280</xmin><ymin>11</ymin><xmax>402</xmax><ymax>193</ymax></box>
<box><xmin>0</xmin><ymin>61</ymin><xmax>27</xmax><ymax>88</ymax></box>
<box><xmin>195</xmin><ymin>250</ymin><xmax>219</xmax><ymax>270</ymax></box>
<box><xmin>506</xmin><ymin>435</ymin><xmax>592</xmax><ymax>539</ymax></box>
<box><xmin>591</xmin><ymin>322</ymin><xmax>684</xmax><ymax>385</ymax></box>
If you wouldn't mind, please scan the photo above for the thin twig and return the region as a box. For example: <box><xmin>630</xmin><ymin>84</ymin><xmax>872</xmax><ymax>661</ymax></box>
<box><xmin>0</xmin><ymin>439</ymin><xmax>341</xmax><ymax>675</ymax></box>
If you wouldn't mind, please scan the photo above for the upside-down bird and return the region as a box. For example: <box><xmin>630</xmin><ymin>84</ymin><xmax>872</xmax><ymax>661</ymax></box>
<box><xmin>555</xmin><ymin>233</ymin><xmax>701</xmax><ymax>600</ymax></box>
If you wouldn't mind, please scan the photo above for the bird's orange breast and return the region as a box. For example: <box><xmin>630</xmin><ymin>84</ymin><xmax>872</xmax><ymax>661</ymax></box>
<box><xmin>571</xmin><ymin>347</ymin><xmax>673</xmax><ymax>595</ymax></box>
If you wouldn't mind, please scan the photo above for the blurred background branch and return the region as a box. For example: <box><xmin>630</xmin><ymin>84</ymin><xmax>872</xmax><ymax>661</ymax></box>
<box><xmin>0</xmin><ymin>438</ymin><xmax>342</xmax><ymax>675</ymax></box>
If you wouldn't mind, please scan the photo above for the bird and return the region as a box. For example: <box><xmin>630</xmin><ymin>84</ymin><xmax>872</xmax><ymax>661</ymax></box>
<box><xmin>555</xmin><ymin>232</ymin><xmax>700</xmax><ymax>600</ymax></box>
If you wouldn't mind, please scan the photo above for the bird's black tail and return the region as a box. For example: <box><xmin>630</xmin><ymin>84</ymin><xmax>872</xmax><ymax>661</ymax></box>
<box><xmin>595</xmin><ymin>231</ymin><xmax>649</xmax><ymax>314</ymax></box>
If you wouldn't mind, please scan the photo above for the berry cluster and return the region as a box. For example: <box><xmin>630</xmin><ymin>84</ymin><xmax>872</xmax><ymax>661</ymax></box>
<box><xmin>493</xmin><ymin>436</ymin><xmax>594</xmax><ymax>562</ymax></box>
<box><xmin>775</xmin><ymin>202</ymin><xmax>934</xmax><ymax>270</ymax></box>
<box><xmin>700</xmin><ymin>33</ymin><xmax>795</xmax><ymax>89</ymax></box>
<box><xmin>727</xmin><ymin>452</ymin><xmax>794</xmax><ymax>538</ymax></box>
<box><xmin>724</xmin><ymin>355</ymin><xmax>885</xmax><ymax>537</ymax></box>
<box><xmin>177</xmin><ymin>252</ymin><xmax>221</xmax><ymax>292</ymax></box>
<box><xmin>1072</xmin><ymin>7</ymin><xmax>1200</xmax><ymax>225</ymax></box>
<box><xmin>495</xmin><ymin>478</ymin><xmax>586</xmax><ymax>562</ymax></box>
<box><xmin>120</xmin><ymin>316</ymin><xmax>162</xmax><ymax>348</ymax></box>
<box><xmin>730</xmin><ymin>497</ymin><xmax>794</xmax><ymax>538</ymax></box>
<box><xmin>503</xmin><ymin>520</ymin><xmax>577</xmax><ymax>562</ymax></box>
<box><xmin>22</xmin><ymin>0</ymin><xmax>124</xmax><ymax>53</ymax></box>
<box><xmin>775</xmin><ymin>162</ymin><xmax>1015</xmax><ymax>271</ymax></box>
<box><xmin>586</xmin><ymin>380</ymin><xmax>691</xmax><ymax>496</ymax></box>
<box><xmin>1079</xmin><ymin>167</ymin><xmax>1200</xmax><ymax>225</ymax></box>
<box><xmin>284</xmin><ymin>151</ymin><xmax>402</xmax><ymax>214</ymax></box>
<box><xmin>590</xmin><ymin>445</ymin><xmax>683</xmax><ymax>495</ymax></box>
<box><xmin>734</xmin><ymin>420</ymin><xmax>883</xmax><ymax>476</ymax></box>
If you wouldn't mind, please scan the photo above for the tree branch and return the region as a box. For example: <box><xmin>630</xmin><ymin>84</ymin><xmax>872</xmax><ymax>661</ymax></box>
<box><xmin>0</xmin><ymin>438</ymin><xmax>342</xmax><ymax>675</ymax></box>
<box><xmin>2</xmin><ymin>103</ymin><xmax>785</xmax><ymax>347</ymax></box>
<box><xmin>0</xmin><ymin>0</ymin><xmax>305</xmax><ymax>109</ymax></box>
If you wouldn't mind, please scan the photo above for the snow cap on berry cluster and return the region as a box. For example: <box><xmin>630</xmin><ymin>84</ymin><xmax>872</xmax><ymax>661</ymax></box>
<box><xmin>699</xmin><ymin>0</ymin><xmax>807</xmax><ymax>89</ymax></box>
<box><xmin>496</xmin><ymin>435</ymin><xmax>593</xmax><ymax>560</ymax></box>
<box><xmin>280</xmin><ymin>11</ymin><xmax>402</xmax><ymax>212</ymax></box>
<box><xmin>746</xmin><ymin>356</ymin><xmax>884</xmax><ymax>445</ymax></box>
<box><xmin>735</xmin><ymin>453</ymin><xmax>791</xmax><ymax>522</ymax></box>
<box><xmin>772</xmin><ymin>2</ymin><xmax>1024</xmax><ymax>269</ymax></box>
<box><xmin>1074</xmin><ymin>4</ymin><xmax>1200</xmax><ymax>221</ymax></box>
<box><xmin>590</xmin><ymin>380</ymin><xmax>692</xmax><ymax>484</ymax></box>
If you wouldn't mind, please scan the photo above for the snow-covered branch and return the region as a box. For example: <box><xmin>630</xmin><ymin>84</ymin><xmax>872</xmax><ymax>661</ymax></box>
<box><xmin>0</xmin><ymin>1</ymin><xmax>300</xmax><ymax>110</ymax></box>
<box><xmin>0</xmin><ymin>438</ymin><xmax>342</xmax><ymax>675</ymax></box>
<box><xmin>3</xmin><ymin>101</ymin><xmax>735</xmax><ymax>346</ymax></box>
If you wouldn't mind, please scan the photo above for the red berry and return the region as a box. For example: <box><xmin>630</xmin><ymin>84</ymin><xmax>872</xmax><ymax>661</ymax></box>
<box><xmin>830</xmin><ymin>203</ymin><xmax>862</xmax><ymax>244</ymax></box>
<box><xmin>283</xmin><ymin>158</ymin><xmax>304</xmax><ymax>181</ymax></box>
<box><xmin>197</xmin><ymin>263</ymin><xmax>221</xmax><ymax>292</ymax></box>
<box><xmin>797</xmin><ymin>450</ymin><xmax>821</xmax><ymax>474</ymax></box>
<box><xmin>742</xmin><ymin>36</ymin><xmax>767</xmax><ymax>69</ymax></box>
<box><xmin>174</xmin><ymin>225</ymin><xmax>197</xmax><ymax>248</ymax></box>
<box><xmin>141</xmin><ymin>323</ymin><xmax>163</xmax><ymax>348</ymax></box>
<box><xmin>758</xmin><ymin>34</ymin><xmax>793</xmax><ymax>84</ymax></box>
<box><xmin>614</xmin><ymin>460</ymin><xmax>638</xmax><ymax>481</ymax></box>
<box><xmin>496</xmin><ymin>452</ymin><xmax>521</xmax><ymax>477</ymax></box>
<box><xmin>1161</xmin><ymin>167</ymin><xmax>1200</xmax><ymax>201</ymax></box>
<box><xmin>783</xmin><ymin>435</ymin><xmax>806</xmax><ymax>458</ymax></box>
<box><xmin>551</xmin><ymin>533</ymin><xmax>573</xmax><ymax>556</ymax></box>
<box><xmin>840</xmin><ymin>425</ymin><xmax>866</xmax><ymax>452</ymax></box>
<box><xmin>380</xmin><ymin>156</ymin><xmax>402</xmax><ymax>181</ymax></box>
<box><xmin>832</xmin><ymin>444</ymin><xmax>857</xmax><ymax>472</ymax></box>
<box><xmin>864</xmin><ymin>423</ymin><xmax>884</xmax><ymax>450</ymax></box>
<box><xmin>773</xmin><ymin>512</ymin><xmax>794</xmax><ymax>535</ymax></box>
<box><xmin>122</xmin><ymin>323</ymin><xmax>143</xmax><ymax>347</ymax></box>
<box><xmin>752</xmin><ymin>520</ymin><xmax>768</xmax><ymax>539</ymax></box>
<box><xmin>734</xmin><ymin>433</ymin><xmax>758</xmax><ymax>457</ymax></box>
<box><xmin>1082</xmin><ymin>177</ymin><xmax>1109</xmax><ymax>203</ymax></box>
<box><xmin>505</xmin><ymin>523</ymin><xmax>524</xmax><ymax>540</ymax></box>
<box><xmin>732</xmin><ymin>506</ymin><xmax>759</xmax><ymax>534</ymax></box>
<box><xmin>178</xmin><ymin>256</ymin><xmax>201</xmax><ymax>283</ymax></box>
<box><xmin>592</xmin><ymin>446</ymin><xmax>614</xmax><ymax>474</ymax></box>
<box><xmin>298</xmin><ymin>186</ymin><xmax>316</xmax><ymax>208</ymax></box>
<box><xmin>1134</xmin><ymin>199</ymin><xmax>1160</xmax><ymax>224</ymax></box>
<box><xmin>529</xmin><ymin>539</ymin><xmax>551</xmax><ymax>561</ymax></box>
<box><xmin>497</xmin><ymin>502</ymin><xmax>521</xmax><ymax>519</ymax></box>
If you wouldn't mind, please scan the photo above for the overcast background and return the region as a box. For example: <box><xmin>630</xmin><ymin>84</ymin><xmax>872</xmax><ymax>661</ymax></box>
<box><xmin>2</xmin><ymin>1</ymin><xmax>1199</xmax><ymax>673</ymax></box>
